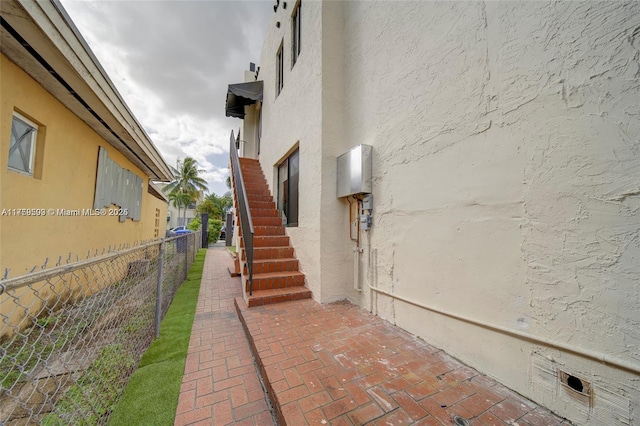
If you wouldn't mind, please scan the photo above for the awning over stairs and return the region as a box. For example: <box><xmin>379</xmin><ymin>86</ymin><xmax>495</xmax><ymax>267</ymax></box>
<box><xmin>225</xmin><ymin>81</ymin><xmax>263</xmax><ymax>118</ymax></box>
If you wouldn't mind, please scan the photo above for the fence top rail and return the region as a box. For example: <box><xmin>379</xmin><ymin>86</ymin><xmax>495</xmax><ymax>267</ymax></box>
<box><xmin>0</xmin><ymin>234</ymin><xmax>196</xmax><ymax>294</ymax></box>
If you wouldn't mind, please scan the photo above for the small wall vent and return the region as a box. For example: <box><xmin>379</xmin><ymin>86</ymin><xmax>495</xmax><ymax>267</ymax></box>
<box><xmin>559</xmin><ymin>370</ymin><xmax>592</xmax><ymax>407</ymax></box>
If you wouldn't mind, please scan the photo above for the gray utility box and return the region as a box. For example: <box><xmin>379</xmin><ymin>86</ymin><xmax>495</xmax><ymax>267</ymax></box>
<box><xmin>337</xmin><ymin>145</ymin><xmax>372</xmax><ymax>198</ymax></box>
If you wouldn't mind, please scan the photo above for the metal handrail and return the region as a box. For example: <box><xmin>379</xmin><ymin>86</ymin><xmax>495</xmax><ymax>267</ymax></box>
<box><xmin>230</xmin><ymin>130</ymin><xmax>254</xmax><ymax>294</ymax></box>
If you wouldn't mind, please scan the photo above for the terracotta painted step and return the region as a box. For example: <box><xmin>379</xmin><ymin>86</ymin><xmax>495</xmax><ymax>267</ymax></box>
<box><xmin>241</xmin><ymin>169</ymin><xmax>266</xmax><ymax>176</ymax></box>
<box><xmin>245</xmin><ymin>187</ymin><xmax>270</xmax><ymax>195</ymax></box>
<box><xmin>243</xmin><ymin>178</ymin><xmax>268</xmax><ymax>186</ymax></box>
<box><xmin>239</xmin><ymin>158</ymin><xmax>259</xmax><ymax>164</ymax></box>
<box><xmin>246</xmin><ymin>190</ymin><xmax>271</xmax><ymax>199</ymax></box>
<box><xmin>250</xmin><ymin>200</ymin><xmax>276</xmax><ymax>210</ymax></box>
<box><xmin>245</xmin><ymin>246</ymin><xmax>295</xmax><ymax>261</ymax></box>
<box><xmin>249</xmin><ymin>208</ymin><xmax>279</xmax><ymax>218</ymax></box>
<box><xmin>244</xmin><ymin>181</ymin><xmax>268</xmax><ymax>189</ymax></box>
<box><xmin>246</xmin><ymin>258</ymin><xmax>299</xmax><ymax>275</ymax></box>
<box><xmin>253</xmin><ymin>216</ymin><xmax>282</xmax><ymax>226</ymax></box>
<box><xmin>239</xmin><ymin>195</ymin><xmax>273</xmax><ymax>204</ymax></box>
<box><xmin>253</xmin><ymin>225</ymin><xmax>285</xmax><ymax>236</ymax></box>
<box><xmin>233</xmin><ymin>192</ymin><xmax>272</xmax><ymax>203</ymax></box>
<box><xmin>247</xmin><ymin>271</ymin><xmax>306</xmax><ymax>292</ymax></box>
<box><xmin>240</xmin><ymin>235</ymin><xmax>290</xmax><ymax>248</ymax></box>
<box><xmin>247</xmin><ymin>196</ymin><xmax>275</xmax><ymax>204</ymax></box>
<box><xmin>245</xmin><ymin>287</ymin><xmax>312</xmax><ymax>307</ymax></box>
<box><xmin>237</xmin><ymin>225</ymin><xmax>284</xmax><ymax>237</ymax></box>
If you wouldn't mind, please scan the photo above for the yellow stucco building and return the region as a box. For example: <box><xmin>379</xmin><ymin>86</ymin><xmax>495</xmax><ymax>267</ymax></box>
<box><xmin>1</xmin><ymin>0</ymin><xmax>172</xmax><ymax>278</ymax></box>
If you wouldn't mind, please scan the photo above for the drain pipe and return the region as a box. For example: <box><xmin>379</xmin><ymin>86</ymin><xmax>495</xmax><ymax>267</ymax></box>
<box><xmin>367</xmin><ymin>283</ymin><xmax>640</xmax><ymax>375</ymax></box>
<box><xmin>354</xmin><ymin>245</ymin><xmax>363</xmax><ymax>291</ymax></box>
<box><xmin>348</xmin><ymin>197</ymin><xmax>363</xmax><ymax>291</ymax></box>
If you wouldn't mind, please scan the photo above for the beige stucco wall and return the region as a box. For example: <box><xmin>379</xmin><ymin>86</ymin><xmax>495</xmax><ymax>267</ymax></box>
<box><xmin>1</xmin><ymin>54</ymin><xmax>167</xmax><ymax>276</ymax></box>
<box><xmin>255</xmin><ymin>1</ymin><xmax>640</xmax><ymax>423</ymax></box>
<box><xmin>257</xmin><ymin>0</ymin><xmax>326</xmax><ymax>300</ymax></box>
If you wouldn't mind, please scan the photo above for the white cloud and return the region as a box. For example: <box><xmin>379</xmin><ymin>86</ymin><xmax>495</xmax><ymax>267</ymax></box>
<box><xmin>60</xmin><ymin>0</ymin><xmax>271</xmax><ymax>195</ymax></box>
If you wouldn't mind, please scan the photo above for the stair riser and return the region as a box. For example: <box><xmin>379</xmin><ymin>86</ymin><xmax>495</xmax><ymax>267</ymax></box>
<box><xmin>251</xmin><ymin>201</ymin><xmax>276</xmax><ymax>210</ymax></box>
<box><xmin>254</xmin><ymin>226</ymin><xmax>285</xmax><ymax>236</ymax></box>
<box><xmin>245</xmin><ymin>247</ymin><xmax>295</xmax><ymax>260</ymax></box>
<box><xmin>241</xmin><ymin>174</ymin><xmax>266</xmax><ymax>182</ymax></box>
<box><xmin>245</xmin><ymin>189</ymin><xmax>270</xmax><ymax>197</ymax></box>
<box><xmin>241</xmin><ymin>236</ymin><xmax>290</xmax><ymax>248</ymax></box>
<box><xmin>247</xmin><ymin>290</ymin><xmax>312</xmax><ymax>307</ymax></box>
<box><xmin>235</xmin><ymin>195</ymin><xmax>274</xmax><ymax>205</ymax></box>
<box><xmin>237</xmin><ymin>226</ymin><xmax>284</xmax><ymax>237</ymax></box>
<box><xmin>246</xmin><ymin>260</ymin><xmax>299</xmax><ymax>275</ymax></box>
<box><xmin>246</xmin><ymin>275</ymin><xmax>306</xmax><ymax>292</ymax></box>
<box><xmin>250</xmin><ymin>209</ymin><xmax>279</xmax><ymax>218</ymax></box>
<box><xmin>253</xmin><ymin>217</ymin><xmax>282</xmax><ymax>226</ymax></box>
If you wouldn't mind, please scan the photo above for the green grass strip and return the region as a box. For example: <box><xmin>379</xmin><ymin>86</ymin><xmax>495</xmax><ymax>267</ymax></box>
<box><xmin>108</xmin><ymin>249</ymin><xmax>207</xmax><ymax>426</ymax></box>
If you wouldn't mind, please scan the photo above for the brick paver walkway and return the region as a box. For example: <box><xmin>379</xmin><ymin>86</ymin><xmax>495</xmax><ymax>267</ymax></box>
<box><xmin>177</xmin><ymin>246</ymin><xmax>570</xmax><ymax>425</ymax></box>
<box><xmin>235</xmin><ymin>299</ymin><xmax>571</xmax><ymax>426</ymax></box>
<box><xmin>174</xmin><ymin>246</ymin><xmax>275</xmax><ymax>426</ymax></box>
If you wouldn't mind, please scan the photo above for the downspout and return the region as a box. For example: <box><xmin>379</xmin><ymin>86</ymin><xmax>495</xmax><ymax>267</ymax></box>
<box><xmin>348</xmin><ymin>196</ymin><xmax>363</xmax><ymax>291</ymax></box>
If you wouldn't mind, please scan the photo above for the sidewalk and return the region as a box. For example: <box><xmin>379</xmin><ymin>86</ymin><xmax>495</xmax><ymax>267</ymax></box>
<box><xmin>176</xmin><ymin>246</ymin><xmax>570</xmax><ymax>425</ymax></box>
<box><xmin>174</xmin><ymin>245</ymin><xmax>275</xmax><ymax>426</ymax></box>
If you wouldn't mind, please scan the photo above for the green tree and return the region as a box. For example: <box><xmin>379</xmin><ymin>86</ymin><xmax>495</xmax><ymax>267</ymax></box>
<box><xmin>197</xmin><ymin>192</ymin><xmax>233</xmax><ymax>221</ymax></box>
<box><xmin>164</xmin><ymin>157</ymin><xmax>208</xmax><ymax>225</ymax></box>
<box><xmin>196</xmin><ymin>197</ymin><xmax>220</xmax><ymax>219</ymax></box>
<box><xmin>168</xmin><ymin>191</ymin><xmax>191</xmax><ymax>226</ymax></box>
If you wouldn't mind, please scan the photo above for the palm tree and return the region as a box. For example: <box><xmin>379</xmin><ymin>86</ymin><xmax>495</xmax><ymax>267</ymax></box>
<box><xmin>164</xmin><ymin>157</ymin><xmax>208</xmax><ymax>226</ymax></box>
<box><xmin>164</xmin><ymin>157</ymin><xmax>208</xmax><ymax>195</ymax></box>
<box><xmin>168</xmin><ymin>191</ymin><xmax>192</xmax><ymax>226</ymax></box>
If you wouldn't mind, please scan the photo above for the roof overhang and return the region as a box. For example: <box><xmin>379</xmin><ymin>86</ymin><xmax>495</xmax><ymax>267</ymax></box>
<box><xmin>0</xmin><ymin>0</ymin><xmax>173</xmax><ymax>181</ymax></box>
<box><xmin>148</xmin><ymin>181</ymin><xmax>169</xmax><ymax>202</ymax></box>
<box><xmin>225</xmin><ymin>81</ymin><xmax>263</xmax><ymax>119</ymax></box>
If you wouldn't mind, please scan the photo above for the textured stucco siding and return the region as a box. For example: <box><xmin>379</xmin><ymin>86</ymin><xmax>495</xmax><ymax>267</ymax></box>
<box><xmin>1</xmin><ymin>55</ymin><xmax>165</xmax><ymax>274</ymax></box>
<box><xmin>257</xmin><ymin>1</ymin><xmax>640</xmax><ymax>423</ymax></box>
<box><xmin>258</xmin><ymin>1</ymin><xmax>325</xmax><ymax>299</ymax></box>
<box><xmin>339</xmin><ymin>2</ymin><xmax>640</xmax><ymax>422</ymax></box>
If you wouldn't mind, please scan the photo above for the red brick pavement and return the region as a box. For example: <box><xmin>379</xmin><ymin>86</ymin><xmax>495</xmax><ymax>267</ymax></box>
<box><xmin>174</xmin><ymin>247</ymin><xmax>275</xmax><ymax>426</ymax></box>
<box><xmin>235</xmin><ymin>299</ymin><xmax>572</xmax><ymax>425</ymax></box>
<box><xmin>176</xmin><ymin>246</ymin><xmax>571</xmax><ymax>425</ymax></box>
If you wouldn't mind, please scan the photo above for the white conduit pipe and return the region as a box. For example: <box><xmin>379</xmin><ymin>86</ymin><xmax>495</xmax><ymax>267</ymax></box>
<box><xmin>354</xmin><ymin>246</ymin><xmax>363</xmax><ymax>291</ymax></box>
<box><xmin>367</xmin><ymin>283</ymin><xmax>640</xmax><ymax>375</ymax></box>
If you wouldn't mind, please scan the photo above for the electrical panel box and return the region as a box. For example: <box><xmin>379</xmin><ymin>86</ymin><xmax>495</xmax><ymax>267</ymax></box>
<box><xmin>336</xmin><ymin>145</ymin><xmax>372</xmax><ymax>198</ymax></box>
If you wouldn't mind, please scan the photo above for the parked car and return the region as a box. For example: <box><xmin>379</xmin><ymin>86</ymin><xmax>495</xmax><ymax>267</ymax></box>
<box><xmin>168</xmin><ymin>226</ymin><xmax>191</xmax><ymax>236</ymax></box>
<box><xmin>220</xmin><ymin>225</ymin><xmax>226</xmax><ymax>240</ymax></box>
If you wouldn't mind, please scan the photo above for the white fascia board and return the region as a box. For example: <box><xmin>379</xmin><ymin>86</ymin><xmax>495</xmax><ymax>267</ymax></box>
<box><xmin>2</xmin><ymin>0</ymin><xmax>173</xmax><ymax>181</ymax></box>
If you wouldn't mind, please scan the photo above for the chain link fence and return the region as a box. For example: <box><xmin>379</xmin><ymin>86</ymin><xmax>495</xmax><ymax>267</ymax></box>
<box><xmin>0</xmin><ymin>231</ymin><xmax>201</xmax><ymax>425</ymax></box>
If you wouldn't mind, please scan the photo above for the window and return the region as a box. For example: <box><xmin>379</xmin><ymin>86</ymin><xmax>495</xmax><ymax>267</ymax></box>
<box><xmin>277</xmin><ymin>148</ymin><xmax>299</xmax><ymax>226</ymax></box>
<box><xmin>9</xmin><ymin>112</ymin><xmax>38</xmax><ymax>175</ymax></box>
<box><xmin>276</xmin><ymin>41</ymin><xmax>284</xmax><ymax>96</ymax></box>
<box><xmin>291</xmin><ymin>1</ymin><xmax>301</xmax><ymax>67</ymax></box>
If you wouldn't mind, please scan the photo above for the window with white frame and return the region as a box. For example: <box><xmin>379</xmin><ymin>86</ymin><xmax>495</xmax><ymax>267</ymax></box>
<box><xmin>276</xmin><ymin>41</ymin><xmax>284</xmax><ymax>96</ymax></box>
<box><xmin>8</xmin><ymin>112</ymin><xmax>38</xmax><ymax>175</ymax></box>
<box><xmin>291</xmin><ymin>1</ymin><xmax>301</xmax><ymax>67</ymax></box>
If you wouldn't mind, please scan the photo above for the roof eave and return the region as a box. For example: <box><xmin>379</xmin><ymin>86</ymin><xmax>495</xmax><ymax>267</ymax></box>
<box><xmin>0</xmin><ymin>0</ymin><xmax>173</xmax><ymax>181</ymax></box>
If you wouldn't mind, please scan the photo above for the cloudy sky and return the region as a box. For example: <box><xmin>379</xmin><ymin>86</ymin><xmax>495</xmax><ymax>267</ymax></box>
<box><xmin>60</xmin><ymin>0</ymin><xmax>273</xmax><ymax>196</ymax></box>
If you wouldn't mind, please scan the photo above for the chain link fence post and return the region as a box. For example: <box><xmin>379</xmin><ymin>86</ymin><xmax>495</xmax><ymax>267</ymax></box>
<box><xmin>0</xmin><ymin>236</ymin><xmax>194</xmax><ymax>424</ymax></box>
<box><xmin>184</xmin><ymin>234</ymin><xmax>189</xmax><ymax>281</ymax></box>
<box><xmin>154</xmin><ymin>240</ymin><xmax>165</xmax><ymax>339</ymax></box>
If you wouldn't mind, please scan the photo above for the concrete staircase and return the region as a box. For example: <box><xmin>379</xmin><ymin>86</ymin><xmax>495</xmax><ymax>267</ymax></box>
<box><xmin>236</xmin><ymin>158</ymin><xmax>312</xmax><ymax>307</ymax></box>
